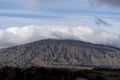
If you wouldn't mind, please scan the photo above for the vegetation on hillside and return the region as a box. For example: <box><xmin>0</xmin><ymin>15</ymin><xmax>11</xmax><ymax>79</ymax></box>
<box><xmin>0</xmin><ymin>66</ymin><xmax>120</xmax><ymax>80</ymax></box>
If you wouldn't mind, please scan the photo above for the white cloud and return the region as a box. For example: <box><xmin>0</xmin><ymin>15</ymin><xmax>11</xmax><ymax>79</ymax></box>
<box><xmin>0</xmin><ymin>25</ymin><xmax>119</xmax><ymax>48</ymax></box>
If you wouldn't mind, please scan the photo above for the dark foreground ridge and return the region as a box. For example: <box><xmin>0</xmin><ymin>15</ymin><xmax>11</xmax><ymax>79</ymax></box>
<box><xmin>0</xmin><ymin>39</ymin><xmax>120</xmax><ymax>68</ymax></box>
<box><xmin>0</xmin><ymin>66</ymin><xmax>120</xmax><ymax>80</ymax></box>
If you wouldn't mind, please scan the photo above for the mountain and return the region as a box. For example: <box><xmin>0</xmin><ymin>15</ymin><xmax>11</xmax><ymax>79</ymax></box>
<box><xmin>0</xmin><ymin>39</ymin><xmax>120</xmax><ymax>68</ymax></box>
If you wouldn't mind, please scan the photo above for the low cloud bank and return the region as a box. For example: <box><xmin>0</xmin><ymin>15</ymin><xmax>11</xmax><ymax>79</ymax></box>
<box><xmin>0</xmin><ymin>25</ymin><xmax>119</xmax><ymax>48</ymax></box>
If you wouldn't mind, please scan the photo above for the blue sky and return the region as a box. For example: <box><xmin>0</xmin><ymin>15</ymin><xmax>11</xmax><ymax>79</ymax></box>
<box><xmin>0</xmin><ymin>0</ymin><xmax>120</xmax><ymax>48</ymax></box>
<box><xmin>0</xmin><ymin>0</ymin><xmax>120</xmax><ymax>28</ymax></box>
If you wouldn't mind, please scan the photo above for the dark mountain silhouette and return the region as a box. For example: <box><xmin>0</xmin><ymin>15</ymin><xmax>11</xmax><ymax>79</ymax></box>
<box><xmin>0</xmin><ymin>39</ymin><xmax>120</xmax><ymax>68</ymax></box>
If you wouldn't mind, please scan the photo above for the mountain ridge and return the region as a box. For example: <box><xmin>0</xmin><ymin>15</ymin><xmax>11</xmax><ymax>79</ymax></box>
<box><xmin>1</xmin><ymin>39</ymin><xmax>119</xmax><ymax>50</ymax></box>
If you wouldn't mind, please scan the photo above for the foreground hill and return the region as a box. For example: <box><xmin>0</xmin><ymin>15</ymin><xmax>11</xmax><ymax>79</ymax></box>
<box><xmin>0</xmin><ymin>39</ymin><xmax>120</xmax><ymax>68</ymax></box>
<box><xmin>0</xmin><ymin>66</ymin><xmax>120</xmax><ymax>80</ymax></box>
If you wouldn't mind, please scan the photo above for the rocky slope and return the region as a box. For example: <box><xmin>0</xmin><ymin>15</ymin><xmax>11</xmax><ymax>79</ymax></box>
<box><xmin>0</xmin><ymin>39</ymin><xmax>120</xmax><ymax>68</ymax></box>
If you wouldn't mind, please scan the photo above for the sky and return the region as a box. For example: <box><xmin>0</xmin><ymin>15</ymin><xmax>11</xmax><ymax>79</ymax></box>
<box><xmin>0</xmin><ymin>0</ymin><xmax>120</xmax><ymax>48</ymax></box>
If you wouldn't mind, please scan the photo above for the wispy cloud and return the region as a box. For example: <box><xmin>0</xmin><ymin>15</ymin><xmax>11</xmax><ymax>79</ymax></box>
<box><xmin>95</xmin><ymin>18</ymin><xmax>112</xmax><ymax>27</ymax></box>
<box><xmin>0</xmin><ymin>0</ymin><xmax>54</xmax><ymax>10</ymax></box>
<box><xmin>94</xmin><ymin>0</ymin><xmax>120</xmax><ymax>7</ymax></box>
<box><xmin>29</xmin><ymin>0</ymin><xmax>56</xmax><ymax>10</ymax></box>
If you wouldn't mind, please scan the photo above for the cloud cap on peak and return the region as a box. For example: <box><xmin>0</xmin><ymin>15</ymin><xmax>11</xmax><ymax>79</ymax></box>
<box><xmin>0</xmin><ymin>25</ymin><xmax>119</xmax><ymax>48</ymax></box>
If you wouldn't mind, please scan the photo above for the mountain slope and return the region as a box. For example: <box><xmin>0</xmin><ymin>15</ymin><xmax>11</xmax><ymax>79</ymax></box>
<box><xmin>0</xmin><ymin>39</ymin><xmax>120</xmax><ymax>68</ymax></box>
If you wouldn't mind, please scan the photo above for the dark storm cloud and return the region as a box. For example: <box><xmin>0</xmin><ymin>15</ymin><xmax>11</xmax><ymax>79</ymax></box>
<box><xmin>95</xmin><ymin>0</ymin><xmax>120</xmax><ymax>7</ymax></box>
